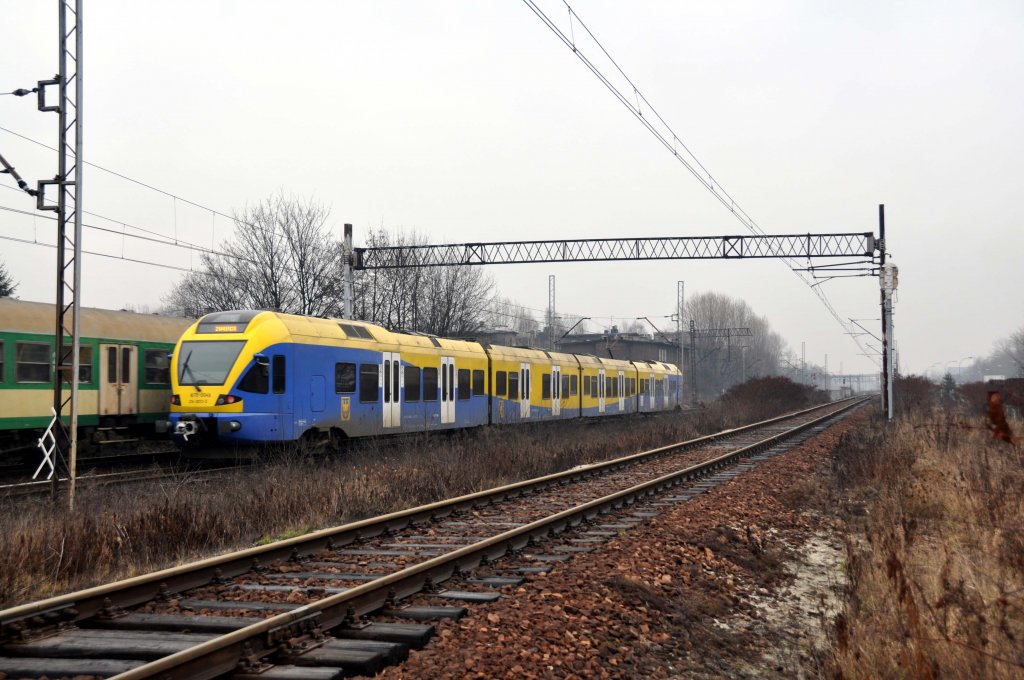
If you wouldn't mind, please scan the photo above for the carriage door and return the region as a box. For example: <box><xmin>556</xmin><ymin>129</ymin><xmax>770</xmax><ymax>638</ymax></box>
<box><xmin>519</xmin><ymin>362</ymin><xmax>531</xmax><ymax>418</ymax></box>
<box><xmin>382</xmin><ymin>352</ymin><xmax>402</xmax><ymax>428</ymax></box>
<box><xmin>99</xmin><ymin>344</ymin><xmax>138</xmax><ymax>416</ymax></box>
<box><xmin>551</xmin><ymin>365</ymin><xmax>561</xmax><ymax>417</ymax></box>
<box><xmin>440</xmin><ymin>356</ymin><xmax>455</xmax><ymax>424</ymax></box>
<box><xmin>598</xmin><ymin>368</ymin><xmax>606</xmax><ymax>413</ymax></box>
<box><xmin>617</xmin><ymin>370</ymin><xmax>626</xmax><ymax>411</ymax></box>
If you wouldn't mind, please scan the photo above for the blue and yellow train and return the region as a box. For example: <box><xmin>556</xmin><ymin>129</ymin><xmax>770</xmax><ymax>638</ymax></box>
<box><xmin>169</xmin><ymin>310</ymin><xmax>682</xmax><ymax>446</ymax></box>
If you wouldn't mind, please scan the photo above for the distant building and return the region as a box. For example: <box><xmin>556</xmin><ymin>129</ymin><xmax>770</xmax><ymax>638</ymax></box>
<box><xmin>556</xmin><ymin>326</ymin><xmax>688</xmax><ymax>365</ymax></box>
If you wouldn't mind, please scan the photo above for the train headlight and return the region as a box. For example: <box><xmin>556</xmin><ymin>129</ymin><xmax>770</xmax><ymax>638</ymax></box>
<box><xmin>215</xmin><ymin>394</ymin><xmax>243</xmax><ymax>406</ymax></box>
<box><xmin>170</xmin><ymin>394</ymin><xmax>181</xmax><ymax>405</ymax></box>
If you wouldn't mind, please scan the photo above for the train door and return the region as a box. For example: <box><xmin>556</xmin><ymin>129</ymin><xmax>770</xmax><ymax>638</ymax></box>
<box><xmin>551</xmin><ymin>365</ymin><xmax>561</xmax><ymax>417</ymax></box>
<box><xmin>649</xmin><ymin>374</ymin><xmax>656</xmax><ymax>411</ymax></box>
<box><xmin>382</xmin><ymin>352</ymin><xmax>402</xmax><ymax>428</ymax></box>
<box><xmin>99</xmin><ymin>344</ymin><xmax>138</xmax><ymax>416</ymax></box>
<box><xmin>519</xmin><ymin>362</ymin><xmax>531</xmax><ymax>418</ymax></box>
<box><xmin>618</xmin><ymin>370</ymin><xmax>626</xmax><ymax>411</ymax></box>
<box><xmin>598</xmin><ymin>368</ymin><xmax>606</xmax><ymax>413</ymax></box>
<box><xmin>440</xmin><ymin>356</ymin><xmax>455</xmax><ymax>424</ymax></box>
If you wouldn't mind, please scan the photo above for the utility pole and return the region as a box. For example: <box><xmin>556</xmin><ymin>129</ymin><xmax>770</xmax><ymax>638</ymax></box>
<box><xmin>343</xmin><ymin>223</ymin><xmax>354</xmax><ymax>319</ymax></box>
<box><xmin>33</xmin><ymin>0</ymin><xmax>84</xmax><ymax>508</ymax></box>
<box><xmin>879</xmin><ymin>204</ymin><xmax>897</xmax><ymax>420</ymax></box>
<box><xmin>801</xmin><ymin>341</ymin><xmax>806</xmax><ymax>384</ymax></box>
<box><xmin>547</xmin><ymin>274</ymin><xmax>556</xmax><ymax>350</ymax></box>
<box><xmin>689</xmin><ymin>319</ymin><xmax>697</xmax><ymax>405</ymax></box>
<box><xmin>677</xmin><ymin>281</ymin><xmax>684</xmax><ymax>406</ymax></box>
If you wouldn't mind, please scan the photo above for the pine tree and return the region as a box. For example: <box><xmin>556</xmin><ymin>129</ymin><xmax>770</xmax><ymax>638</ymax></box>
<box><xmin>0</xmin><ymin>260</ymin><xmax>16</xmax><ymax>297</ymax></box>
<box><xmin>941</xmin><ymin>373</ymin><xmax>957</xmax><ymax>400</ymax></box>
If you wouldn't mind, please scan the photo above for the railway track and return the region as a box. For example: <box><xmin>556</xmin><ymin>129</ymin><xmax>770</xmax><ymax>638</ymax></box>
<box><xmin>0</xmin><ymin>397</ymin><xmax>868</xmax><ymax>679</ymax></box>
<box><xmin>0</xmin><ymin>463</ymin><xmax>245</xmax><ymax>500</ymax></box>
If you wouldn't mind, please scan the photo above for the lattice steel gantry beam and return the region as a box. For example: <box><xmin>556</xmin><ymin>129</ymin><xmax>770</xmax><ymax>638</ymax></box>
<box><xmin>354</xmin><ymin>232</ymin><xmax>876</xmax><ymax>269</ymax></box>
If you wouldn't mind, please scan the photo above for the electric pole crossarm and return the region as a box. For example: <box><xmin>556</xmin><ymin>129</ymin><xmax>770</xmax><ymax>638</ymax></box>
<box><xmin>354</xmin><ymin>232</ymin><xmax>876</xmax><ymax>269</ymax></box>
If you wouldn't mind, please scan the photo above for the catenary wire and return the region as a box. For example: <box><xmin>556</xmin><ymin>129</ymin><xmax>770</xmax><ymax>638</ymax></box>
<box><xmin>520</xmin><ymin>0</ymin><xmax>878</xmax><ymax>367</ymax></box>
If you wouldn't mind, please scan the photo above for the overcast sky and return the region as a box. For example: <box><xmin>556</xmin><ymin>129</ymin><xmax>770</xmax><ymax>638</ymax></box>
<box><xmin>1</xmin><ymin>1</ymin><xmax>1021</xmax><ymax>376</ymax></box>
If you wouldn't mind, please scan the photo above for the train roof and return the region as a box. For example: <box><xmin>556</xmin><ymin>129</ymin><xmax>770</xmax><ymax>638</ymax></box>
<box><xmin>191</xmin><ymin>310</ymin><xmax>486</xmax><ymax>354</ymax></box>
<box><xmin>0</xmin><ymin>298</ymin><xmax>192</xmax><ymax>342</ymax></box>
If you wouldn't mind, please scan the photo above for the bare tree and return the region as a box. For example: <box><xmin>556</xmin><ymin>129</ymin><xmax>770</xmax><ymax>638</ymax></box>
<box><xmin>1002</xmin><ymin>328</ymin><xmax>1024</xmax><ymax>375</ymax></box>
<box><xmin>0</xmin><ymin>258</ymin><xmax>16</xmax><ymax>297</ymax></box>
<box><xmin>686</xmin><ymin>291</ymin><xmax>787</xmax><ymax>395</ymax></box>
<box><xmin>165</xmin><ymin>194</ymin><xmax>342</xmax><ymax>317</ymax></box>
<box><xmin>353</xmin><ymin>227</ymin><xmax>495</xmax><ymax>336</ymax></box>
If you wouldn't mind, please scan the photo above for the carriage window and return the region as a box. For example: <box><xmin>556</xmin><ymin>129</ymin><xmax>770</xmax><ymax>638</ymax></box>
<box><xmin>359</xmin><ymin>363</ymin><xmax>379</xmax><ymax>402</ymax></box>
<box><xmin>0</xmin><ymin>341</ymin><xmax>4</xmax><ymax>382</ymax></box>
<box><xmin>16</xmin><ymin>342</ymin><xmax>51</xmax><ymax>384</ymax></box>
<box><xmin>542</xmin><ymin>373</ymin><xmax>551</xmax><ymax>400</ymax></box>
<box><xmin>495</xmin><ymin>371</ymin><xmax>507</xmax><ymax>396</ymax></box>
<box><xmin>562</xmin><ymin>375</ymin><xmax>570</xmax><ymax>398</ymax></box>
<box><xmin>63</xmin><ymin>346</ymin><xmax>94</xmax><ymax>384</ymax></box>
<box><xmin>570</xmin><ymin>375</ymin><xmax>577</xmax><ymax>396</ymax></box>
<box><xmin>525</xmin><ymin>368</ymin><xmax>531</xmax><ymax>399</ymax></box>
<box><xmin>273</xmin><ymin>355</ymin><xmax>286</xmax><ymax>394</ymax></box>
<box><xmin>335</xmin><ymin>362</ymin><xmax>356</xmax><ymax>393</ymax></box>
<box><xmin>121</xmin><ymin>347</ymin><xmax>132</xmax><ymax>384</ymax></box>
<box><xmin>405</xmin><ymin>366</ymin><xmax>421</xmax><ymax>402</ymax></box>
<box><xmin>423</xmin><ymin>367</ymin><xmax>438</xmax><ymax>401</ymax></box>
<box><xmin>107</xmin><ymin>346</ymin><xmax>117</xmax><ymax>383</ymax></box>
<box><xmin>458</xmin><ymin>368</ymin><xmax>471</xmax><ymax>400</ymax></box>
<box><xmin>508</xmin><ymin>372</ymin><xmax>519</xmax><ymax>400</ymax></box>
<box><xmin>472</xmin><ymin>369</ymin><xmax>485</xmax><ymax>396</ymax></box>
<box><xmin>239</xmin><ymin>362</ymin><xmax>269</xmax><ymax>393</ymax></box>
<box><xmin>143</xmin><ymin>348</ymin><xmax>168</xmax><ymax>385</ymax></box>
<box><xmin>582</xmin><ymin>374</ymin><xmax>589</xmax><ymax>396</ymax></box>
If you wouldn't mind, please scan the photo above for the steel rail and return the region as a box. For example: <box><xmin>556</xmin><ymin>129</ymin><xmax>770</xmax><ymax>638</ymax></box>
<box><xmin>0</xmin><ymin>397</ymin><xmax>859</xmax><ymax>636</ymax></box>
<box><xmin>111</xmin><ymin>396</ymin><xmax>868</xmax><ymax>679</ymax></box>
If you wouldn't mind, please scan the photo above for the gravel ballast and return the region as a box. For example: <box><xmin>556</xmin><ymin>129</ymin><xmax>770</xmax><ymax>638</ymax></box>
<box><xmin>378</xmin><ymin>408</ymin><xmax>868</xmax><ymax>678</ymax></box>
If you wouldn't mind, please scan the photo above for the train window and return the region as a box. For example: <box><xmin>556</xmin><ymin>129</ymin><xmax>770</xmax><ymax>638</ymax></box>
<box><xmin>561</xmin><ymin>375</ymin><xmax>570</xmax><ymax>398</ymax></box>
<box><xmin>0</xmin><ymin>340</ymin><xmax>4</xmax><ymax>382</ymax></box>
<box><xmin>107</xmin><ymin>347</ymin><xmax>118</xmax><ymax>383</ymax></box>
<box><xmin>458</xmin><ymin>368</ymin><xmax>471</xmax><ymax>400</ymax></box>
<box><xmin>569</xmin><ymin>375</ymin><xmax>577</xmax><ymax>396</ymax></box>
<box><xmin>143</xmin><ymin>349</ymin><xmax>169</xmax><ymax>385</ymax></box>
<box><xmin>359</xmin><ymin>363</ymin><xmax>379</xmax><ymax>402</ymax></box>
<box><xmin>16</xmin><ymin>342</ymin><xmax>51</xmax><ymax>384</ymax></box>
<box><xmin>334</xmin><ymin>362</ymin><xmax>356</xmax><ymax>393</ymax></box>
<box><xmin>121</xmin><ymin>347</ymin><xmax>132</xmax><ymax>384</ymax></box>
<box><xmin>273</xmin><ymin>355</ymin><xmax>286</xmax><ymax>394</ymax></box>
<box><xmin>525</xmin><ymin>368</ymin><xmax>531</xmax><ymax>399</ymax></box>
<box><xmin>239</xmin><ymin>362</ymin><xmax>269</xmax><ymax>393</ymax></box>
<box><xmin>423</xmin><ymin>367</ymin><xmax>438</xmax><ymax>401</ymax></box>
<box><xmin>508</xmin><ymin>372</ymin><xmax>519</xmax><ymax>400</ymax></box>
<box><xmin>78</xmin><ymin>346</ymin><xmax>94</xmax><ymax>384</ymax></box>
<box><xmin>472</xmin><ymin>369</ymin><xmax>485</xmax><ymax>396</ymax></box>
<box><xmin>495</xmin><ymin>371</ymin><xmax>507</xmax><ymax>396</ymax></box>
<box><xmin>405</xmin><ymin>366</ymin><xmax>421</xmax><ymax>402</ymax></box>
<box><xmin>582</xmin><ymin>375</ymin><xmax>589</xmax><ymax>396</ymax></box>
<box><xmin>542</xmin><ymin>374</ymin><xmax>551</xmax><ymax>400</ymax></box>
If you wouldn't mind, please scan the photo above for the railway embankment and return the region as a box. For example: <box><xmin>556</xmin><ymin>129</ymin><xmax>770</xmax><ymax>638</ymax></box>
<box><xmin>373</xmin><ymin>398</ymin><xmax>1023</xmax><ymax>679</ymax></box>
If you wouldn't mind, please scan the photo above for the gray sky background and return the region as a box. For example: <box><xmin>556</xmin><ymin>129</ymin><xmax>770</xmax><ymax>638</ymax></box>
<box><xmin>1</xmin><ymin>1</ymin><xmax>1021</xmax><ymax>376</ymax></box>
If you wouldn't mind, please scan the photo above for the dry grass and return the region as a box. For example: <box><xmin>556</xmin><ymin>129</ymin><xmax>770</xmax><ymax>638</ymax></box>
<box><xmin>829</xmin><ymin>406</ymin><xmax>1024</xmax><ymax>679</ymax></box>
<box><xmin>0</xmin><ymin>380</ymin><xmax>821</xmax><ymax>610</ymax></box>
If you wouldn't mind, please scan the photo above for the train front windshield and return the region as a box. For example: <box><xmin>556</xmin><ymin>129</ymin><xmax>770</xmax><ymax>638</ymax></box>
<box><xmin>178</xmin><ymin>340</ymin><xmax>246</xmax><ymax>386</ymax></box>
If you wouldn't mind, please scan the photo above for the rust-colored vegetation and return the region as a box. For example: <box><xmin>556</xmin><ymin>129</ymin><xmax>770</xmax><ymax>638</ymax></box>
<box><xmin>829</xmin><ymin>403</ymin><xmax>1024</xmax><ymax>678</ymax></box>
